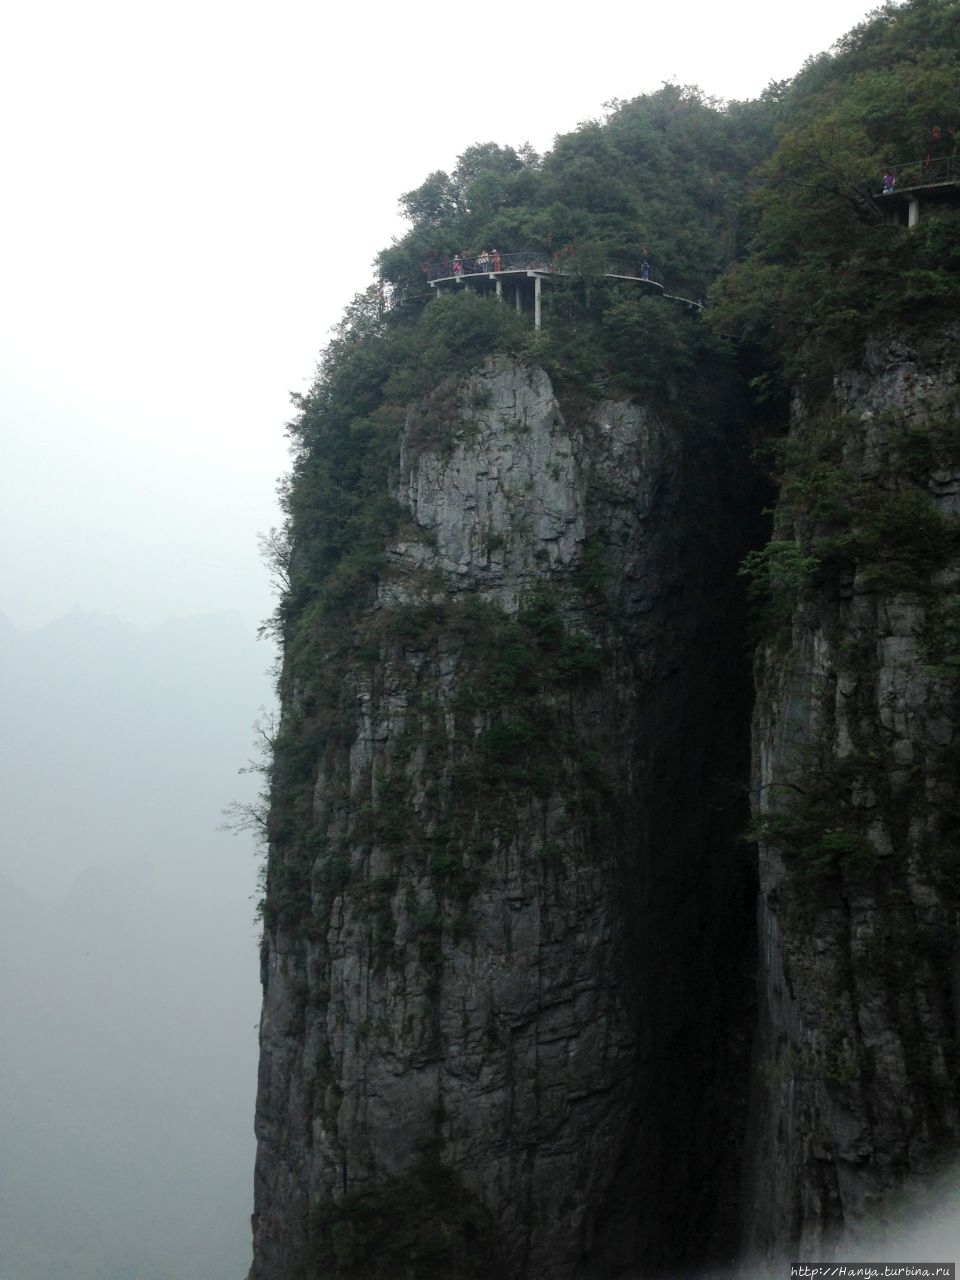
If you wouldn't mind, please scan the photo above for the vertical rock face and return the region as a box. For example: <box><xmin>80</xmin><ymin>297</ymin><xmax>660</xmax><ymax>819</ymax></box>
<box><xmin>250</xmin><ymin>358</ymin><xmax>757</xmax><ymax>1279</ymax></box>
<box><xmin>745</xmin><ymin>331</ymin><xmax>960</xmax><ymax>1260</ymax></box>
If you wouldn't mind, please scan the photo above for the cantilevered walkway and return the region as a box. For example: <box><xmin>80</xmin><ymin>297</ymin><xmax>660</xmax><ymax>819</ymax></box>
<box><xmin>876</xmin><ymin>154</ymin><xmax>960</xmax><ymax>226</ymax></box>
<box><xmin>425</xmin><ymin>250</ymin><xmax>703</xmax><ymax>327</ymax></box>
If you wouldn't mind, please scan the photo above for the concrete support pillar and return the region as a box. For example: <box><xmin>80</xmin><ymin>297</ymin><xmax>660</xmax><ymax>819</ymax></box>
<box><xmin>515</xmin><ymin>285</ymin><xmax>522</xmax><ymax>315</ymax></box>
<box><xmin>908</xmin><ymin>196</ymin><xmax>920</xmax><ymax>228</ymax></box>
<box><xmin>534</xmin><ymin>274</ymin><xmax>542</xmax><ymax>330</ymax></box>
<box><xmin>496</xmin><ymin>279</ymin><xmax>502</xmax><ymax>303</ymax></box>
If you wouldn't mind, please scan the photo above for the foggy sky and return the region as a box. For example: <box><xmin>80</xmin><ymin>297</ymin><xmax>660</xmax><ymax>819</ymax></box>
<box><xmin>0</xmin><ymin>609</ymin><xmax>271</xmax><ymax>1279</ymax></box>
<box><xmin>0</xmin><ymin>0</ymin><xmax>878</xmax><ymax>633</ymax></box>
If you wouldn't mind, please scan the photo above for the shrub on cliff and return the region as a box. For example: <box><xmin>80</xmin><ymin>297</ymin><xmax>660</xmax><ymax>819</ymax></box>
<box><xmin>710</xmin><ymin>0</ymin><xmax>960</xmax><ymax>386</ymax></box>
<box><xmin>305</xmin><ymin>1156</ymin><xmax>496</xmax><ymax>1279</ymax></box>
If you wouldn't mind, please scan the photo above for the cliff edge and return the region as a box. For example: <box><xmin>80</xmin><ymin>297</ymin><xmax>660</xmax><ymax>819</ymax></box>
<box><xmin>250</xmin><ymin>357</ymin><xmax>758</xmax><ymax>1278</ymax></box>
<box><xmin>745</xmin><ymin>329</ymin><xmax>960</xmax><ymax>1261</ymax></box>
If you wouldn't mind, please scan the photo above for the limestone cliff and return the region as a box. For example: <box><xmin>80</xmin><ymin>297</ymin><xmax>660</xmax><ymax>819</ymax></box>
<box><xmin>744</xmin><ymin>329</ymin><xmax>960</xmax><ymax>1261</ymax></box>
<box><xmin>250</xmin><ymin>357</ymin><xmax>758</xmax><ymax>1279</ymax></box>
<box><xmin>248</xmin><ymin>6</ymin><xmax>960</xmax><ymax>1257</ymax></box>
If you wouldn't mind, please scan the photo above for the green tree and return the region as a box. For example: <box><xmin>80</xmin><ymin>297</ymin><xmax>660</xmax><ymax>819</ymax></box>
<box><xmin>710</xmin><ymin>3</ymin><xmax>960</xmax><ymax>383</ymax></box>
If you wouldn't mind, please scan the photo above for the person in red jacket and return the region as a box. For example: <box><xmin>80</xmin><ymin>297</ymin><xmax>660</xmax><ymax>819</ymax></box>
<box><xmin>924</xmin><ymin>126</ymin><xmax>955</xmax><ymax>175</ymax></box>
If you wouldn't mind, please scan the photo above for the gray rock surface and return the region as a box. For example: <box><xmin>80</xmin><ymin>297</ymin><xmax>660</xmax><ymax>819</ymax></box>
<box><xmin>744</xmin><ymin>331</ymin><xmax>960</xmax><ymax>1262</ymax></box>
<box><xmin>249</xmin><ymin>357</ymin><xmax>757</xmax><ymax>1278</ymax></box>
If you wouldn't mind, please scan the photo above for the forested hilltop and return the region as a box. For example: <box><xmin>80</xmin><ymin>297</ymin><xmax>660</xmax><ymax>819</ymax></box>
<box><xmin>273</xmin><ymin>0</ymin><xmax>960</xmax><ymax>635</ymax></box>
<box><xmin>250</xmin><ymin>3</ymin><xmax>960</xmax><ymax>1276</ymax></box>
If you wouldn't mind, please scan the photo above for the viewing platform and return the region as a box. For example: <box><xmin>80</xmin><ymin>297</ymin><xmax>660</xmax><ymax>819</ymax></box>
<box><xmin>425</xmin><ymin>250</ymin><xmax>702</xmax><ymax>328</ymax></box>
<box><xmin>876</xmin><ymin>154</ymin><xmax>960</xmax><ymax>226</ymax></box>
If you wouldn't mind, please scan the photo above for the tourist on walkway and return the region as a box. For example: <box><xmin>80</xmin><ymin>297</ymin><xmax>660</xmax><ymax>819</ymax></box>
<box><xmin>924</xmin><ymin>126</ymin><xmax>954</xmax><ymax>174</ymax></box>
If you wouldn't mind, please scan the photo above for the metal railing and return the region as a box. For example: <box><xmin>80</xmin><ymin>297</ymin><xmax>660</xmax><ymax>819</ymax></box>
<box><xmin>881</xmin><ymin>153</ymin><xmax>960</xmax><ymax>192</ymax></box>
<box><xmin>425</xmin><ymin>250</ymin><xmax>664</xmax><ymax>286</ymax></box>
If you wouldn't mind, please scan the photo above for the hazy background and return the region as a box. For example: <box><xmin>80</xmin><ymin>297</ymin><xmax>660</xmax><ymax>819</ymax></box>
<box><xmin>0</xmin><ymin>0</ymin><xmax>880</xmax><ymax>1276</ymax></box>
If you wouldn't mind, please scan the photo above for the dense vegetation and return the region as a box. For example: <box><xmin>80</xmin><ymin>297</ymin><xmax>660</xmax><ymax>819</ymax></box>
<box><xmin>262</xmin><ymin>0</ymin><xmax>960</xmax><ymax>915</ymax></box>
<box><xmin>723</xmin><ymin>0</ymin><xmax>960</xmax><ymax>653</ymax></box>
<box><xmin>271</xmin><ymin>81</ymin><xmax>775</xmax><ymax>641</ymax></box>
<box><xmin>711</xmin><ymin>0</ymin><xmax>960</xmax><ymax>389</ymax></box>
<box><xmin>275</xmin><ymin>0</ymin><xmax>960</xmax><ymax>643</ymax></box>
<box><xmin>377</xmin><ymin>88</ymin><xmax>771</xmax><ymax>301</ymax></box>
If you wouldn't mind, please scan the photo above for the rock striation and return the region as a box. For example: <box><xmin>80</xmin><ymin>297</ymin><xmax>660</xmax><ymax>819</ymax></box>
<box><xmin>744</xmin><ymin>330</ymin><xmax>960</xmax><ymax>1261</ymax></box>
<box><xmin>250</xmin><ymin>334</ymin><xmax>960</xmax><ymax>1276</ymax></box>
<box><xmin>250</xmin><ymin>357</ymin><xmax>758</xmax><ymax>1279</ymax></box>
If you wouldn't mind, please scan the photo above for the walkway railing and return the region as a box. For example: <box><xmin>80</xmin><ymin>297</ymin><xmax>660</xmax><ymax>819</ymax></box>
<box><xmin>426</xmin><ymin>250</ymin><xmax>664</xmax><ymax>286</ymax></box>
<box><xmin>882</xmin><ymin>153</ymin><xmax>960</xmax><ymax>191</ymax></box>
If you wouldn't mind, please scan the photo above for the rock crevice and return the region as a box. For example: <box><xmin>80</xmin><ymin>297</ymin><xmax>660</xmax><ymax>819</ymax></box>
<box><xmin>250</xmin><ymin>357</ymin><xmax>758</xmax><ymax>1279</ymax></box>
